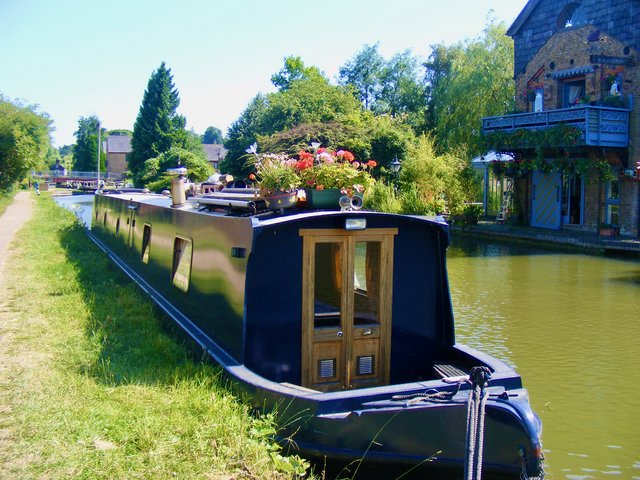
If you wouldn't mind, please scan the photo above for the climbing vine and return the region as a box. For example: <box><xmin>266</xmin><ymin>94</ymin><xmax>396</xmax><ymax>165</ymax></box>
<box><xmin>484</xmin><ymin>124</ymin><xmax>614</xmax><ymax>181</ymax></box>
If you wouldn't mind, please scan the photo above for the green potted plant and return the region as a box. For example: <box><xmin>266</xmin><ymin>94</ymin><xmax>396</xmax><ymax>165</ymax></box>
<box><xmin>295</xmin><ymin>147</ymin><xmax>376</xmax><ymax>209</ymax></box>
<box><xmin>249</xmin><ymin>152</ymin><xmax>301</xmax><ymax>210</ymax></box>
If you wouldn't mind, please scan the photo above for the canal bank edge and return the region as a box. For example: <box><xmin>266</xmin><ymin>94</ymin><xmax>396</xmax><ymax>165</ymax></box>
<box><xmin>450</xmin><ymin>221</ymin><xmax>640</xmax><ymax>258</ymax></box>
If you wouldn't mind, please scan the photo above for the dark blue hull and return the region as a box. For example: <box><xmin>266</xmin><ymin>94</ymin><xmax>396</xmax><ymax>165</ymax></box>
<box><xmin>88</xmin><ymin>193</ymin><xmax>544</xmax><ymax>479</ymax></box>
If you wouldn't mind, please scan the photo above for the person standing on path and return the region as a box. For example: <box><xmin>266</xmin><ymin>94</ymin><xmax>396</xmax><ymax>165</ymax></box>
<box><xmin>0</xmin><ymin>191</ymin><xmax>35</xmax><ymax>275</ymax></box>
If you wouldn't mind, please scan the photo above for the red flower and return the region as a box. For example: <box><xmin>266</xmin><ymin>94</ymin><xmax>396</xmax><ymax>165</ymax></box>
<box><xmin>367</xmin><ymin>160</ymin><xmax>377</xmax><ymax>168</ymax></box>
<box><xmin>295</xmin><ymin>159</ymin><xmax>309</xmax><ymax>170</ymax></box>
<box><xmin>317</xmin><ymin>147</ymin><xmax>326</xmax><ymax>154</ymax></box>
<box><xmin>336</xmin><ymin>150</ymin><xmax>355</xmax><ymax>162</ymax></box>
<box><xmin>298</xmin><ymin>150</ymin><xmax>314</xmax><ymax>161</ymax></box>
<box><xmin>249</xmin><ymin>173</ymin><xmax>256</xmax><ymax>180</ymax></box>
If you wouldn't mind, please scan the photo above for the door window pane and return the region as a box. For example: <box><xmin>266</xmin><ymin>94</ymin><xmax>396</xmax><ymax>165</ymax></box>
<box><xmin>353</xmin><ymin>241</ymin><xmax>381</xmax><ymax>325</ymax></box>
<box><xmin>314</xmin><ymin>242</ymin><xmax>342</xmax><ymax>328</ymax></box>
<box><xmin>607</xmin><ymin>179</ymin><xmax>619</xmax><ymax>200</ymax></box>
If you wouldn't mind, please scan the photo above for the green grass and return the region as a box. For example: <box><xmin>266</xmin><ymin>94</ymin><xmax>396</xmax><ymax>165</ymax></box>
<box><xmin>0</xmin><ymin>194</ymin><xmax>312</xmax><ymax>479</ymax></box>
<box><xmin>0</xmin><ymin>188</ymin><xmax>18</xmax><ymax>216</ymax></box>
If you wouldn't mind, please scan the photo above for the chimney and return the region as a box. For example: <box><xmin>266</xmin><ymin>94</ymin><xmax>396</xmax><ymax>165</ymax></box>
<box><xmin>167</xmin><ymin>166</ymin><xmax>188</xmax><ymax>208</ymax></box>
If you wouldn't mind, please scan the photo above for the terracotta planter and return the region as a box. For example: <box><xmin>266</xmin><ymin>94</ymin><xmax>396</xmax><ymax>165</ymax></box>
<box><xmin>264</xmin><ymin>191</ymin><xmax>297</xmax><ymax>211</ymax></box>
<box><xmin>599</xmin><ymin>227</ymin><xmax>618</xmax><ymax>237</ymax></box>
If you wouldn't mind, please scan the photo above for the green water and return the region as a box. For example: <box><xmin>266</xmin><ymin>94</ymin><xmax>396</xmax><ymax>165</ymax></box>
<box><xmin>448</xmin><ymin>236</ymin><xmax>640</xmax><ymax>480</ymax></box>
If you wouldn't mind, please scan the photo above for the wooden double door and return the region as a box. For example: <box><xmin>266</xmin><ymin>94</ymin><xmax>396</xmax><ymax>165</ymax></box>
<box><xmin>300</xmin><ymin>228</ymin><xmax>396</xmax><ymax>392</ymax></box>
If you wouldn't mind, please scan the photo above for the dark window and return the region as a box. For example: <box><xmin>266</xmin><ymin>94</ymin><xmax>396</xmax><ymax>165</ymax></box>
<box><xmin>141</xmin><ymin>224</ymin><xmax>151</xmax><ymax>264</ymax></box>
<box><xmin>562</xmin><ymin>79</ymin><xmax>585</xmax><ymax>108</ymax></box>
<box><xmin>172</xmin><ymin>237</ymin><xmax>193</xmax><ymax>292</ymax></box>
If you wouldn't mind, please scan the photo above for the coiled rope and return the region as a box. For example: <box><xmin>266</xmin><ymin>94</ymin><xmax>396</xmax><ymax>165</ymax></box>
<box><xmin>464</xmin><ymin>366</ymin><xmax>492</xmax><ymax>480</ymax></box>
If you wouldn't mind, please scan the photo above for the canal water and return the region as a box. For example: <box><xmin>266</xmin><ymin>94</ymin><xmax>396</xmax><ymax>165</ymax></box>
<box><xmin>448</xmin><ymin>235</ymin><xmax>640</xmax><ymax>480</ymax></box>
<box><xmin>53</xmin><ymin>193</ymin><xmax>95</xmax><ymax>227</ymax></box>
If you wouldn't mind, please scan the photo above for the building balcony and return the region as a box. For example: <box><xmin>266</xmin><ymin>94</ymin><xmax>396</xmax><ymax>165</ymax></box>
<box><xmin>482</xmin><ymin>105</ymin><xmax>630</xmax><ymax>148</ymax></box>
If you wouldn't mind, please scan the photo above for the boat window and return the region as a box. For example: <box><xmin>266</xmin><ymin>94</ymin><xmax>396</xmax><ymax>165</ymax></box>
<box><xmin>314</xmin><ymin>242</ymin><xmax>342</xmax><ymax>328</ymax></box>
<box><xmin>354</xmin><ymin>240</ymin><xmax>381</xmax><ymax>326</ymax></box>
<box><xmin>172</xmin><ymin>236</ymin><xmax>193</xmax><ymax>293</ymax></box>
<box><xmin>141</xmin><ymin>224</ymin><xmax>151</xmax><ymax>264</ymax></box>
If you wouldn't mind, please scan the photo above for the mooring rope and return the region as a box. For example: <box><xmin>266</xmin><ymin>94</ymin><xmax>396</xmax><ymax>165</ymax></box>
<box><xmin>464</xmin><ymin>366</ymin><xmax>492</xmax><ymax>480</ymax></box>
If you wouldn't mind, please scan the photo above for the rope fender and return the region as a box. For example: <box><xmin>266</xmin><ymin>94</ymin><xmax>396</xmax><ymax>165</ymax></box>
<box><xmin>464</xmin><ymin>366</ymin><xmax>492</xmax><ymax>480</ymax></box>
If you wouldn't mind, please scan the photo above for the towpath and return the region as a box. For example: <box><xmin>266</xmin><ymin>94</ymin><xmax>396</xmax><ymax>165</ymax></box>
<box><xmin>0</xmin><ymin>191</ymin><xmax>34</xmax><ymax>274</ymax></box>
<box><xmin>0</xmin><ymin>190</ymin><xmax>34</xmax><ymax>471</ymax></box>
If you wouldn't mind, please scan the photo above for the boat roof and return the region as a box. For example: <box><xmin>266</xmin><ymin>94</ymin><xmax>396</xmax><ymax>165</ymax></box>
<box><xmin>100</xmin><ymin>191</ymin><xmax>449</xmax><ymax>229</ymax></box>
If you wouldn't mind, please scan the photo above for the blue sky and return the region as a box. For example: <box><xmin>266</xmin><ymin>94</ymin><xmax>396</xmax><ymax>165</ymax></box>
<box><xmin>1</xmin><ymin>0</ymin><xmax>527</xmax><ymax>147</ymax></box>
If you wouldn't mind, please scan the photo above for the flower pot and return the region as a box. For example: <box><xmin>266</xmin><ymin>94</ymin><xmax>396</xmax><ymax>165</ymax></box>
<box><xmin>264</xmin><ymin>191</ymin><xmax>297</xmax><ymax>211</ymax></box>
<box><xmin>599</xmin><ymin>227</ymin><xmax>618</xmax><ymax>237</ymax></box>
<box><xmin>305</xmin><ymin>188</ymin><xmax>343</xmax><ymax>209</ymax></box>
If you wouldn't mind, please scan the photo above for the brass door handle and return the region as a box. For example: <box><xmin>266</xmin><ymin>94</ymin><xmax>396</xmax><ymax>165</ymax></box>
<box><xmin>337</xmin><ymin>331</ymin><xmax>343</xmax><ymax>337</ymax></box>
<box><xmin>362</xmin><ymin>329</ymin><xmax>372</xmax><ymax>336</ymax></box>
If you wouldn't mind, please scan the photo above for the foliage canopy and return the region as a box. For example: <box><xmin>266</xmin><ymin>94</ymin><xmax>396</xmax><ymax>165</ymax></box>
<box><xmin>0</xmin><ymin>95</ymin><xmax>52</xmax><ymax>193</ymax></box>
<box><xmin>73</xmin><ymin>115</ymin><xmax>105</xmax><ymax>172</ymax></box>
<box><xmin>425</xmin><ymin>20</ymin><xmax>514</xmax><ymax>155</ymax></box>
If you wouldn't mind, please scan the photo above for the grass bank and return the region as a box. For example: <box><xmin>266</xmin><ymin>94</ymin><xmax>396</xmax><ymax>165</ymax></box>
<box><xmin>0</xmin><ymin>188</ymin><xmax>18</xmax><ymax>216</ymax></box>
<box><xmin>0</xmin><ymin>194</ymin><xmax>311</xmax><ymax>479</ymax></box>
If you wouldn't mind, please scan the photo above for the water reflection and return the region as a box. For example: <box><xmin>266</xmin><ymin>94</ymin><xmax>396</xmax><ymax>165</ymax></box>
<box><xmin>448</xmin><ymin>234</ymin><xmax>640</xmax><ymax>479</ymax></box>
<box><xmin>53</xmin><ymin>194</ymin><xmax>95</xmax><ymax>228</ymax></box>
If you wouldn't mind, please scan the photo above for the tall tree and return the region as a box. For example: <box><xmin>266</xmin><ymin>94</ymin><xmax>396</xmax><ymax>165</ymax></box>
<box><xmin>0</xmin><ymin>95</ymin><xmax>52</xmax><ymax>192</ymax></box>
<box><xmin>222</xmin><ymin>68</ymin><xmax>363</xmax><ymax>177</ymax></box>
<box><xmin>425</xmin><ymin>20</ymin><xmax>514</xmax><ymax>155</ymax></box>
<box><xmin>340</xmin><ymin>46</ymin><xmax>426</xmax><ymax>132</ymax></box>
<box><xmin>130</xmin><ymin>62</ymin><xmax>186</xmax><ymax>185</ymax></box>
<box><xmin>271</xmin><ymin>55</ymin><xmax>324</xmax><ymax>91</ymax></box>
<box><xmin>202</xmin><ymin>126</ymin><xmax>223</xmax><ymax>144</ymax></box>
<box><xmin>338</xmin><ymin>43</ymin><xmax>385</xmax><ymax>110</ymax></box>
<box><xmin>221</xmin><ymin>93</ymin><xmax>268</xmax><ymax>176</ymax></box>
<box><xmin>376</xmin><ymin>50</ymin><xmax>427</xmax><ymax>131</ymax></box>
<box><xmin>73</xmin><ymin>115</ymin><xmax>105</xmax><ymax>172</ymax></box>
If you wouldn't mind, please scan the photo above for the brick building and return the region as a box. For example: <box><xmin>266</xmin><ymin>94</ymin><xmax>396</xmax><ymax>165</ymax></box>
<box><xmin>482</xmin><ymin>0</ymin><xmax>639</xmax><ymax>236</ymax></box>
<box><xmin>104</xmin><ymin>135</ymin><xmax>132</xmax><ymax>176</ymax></box>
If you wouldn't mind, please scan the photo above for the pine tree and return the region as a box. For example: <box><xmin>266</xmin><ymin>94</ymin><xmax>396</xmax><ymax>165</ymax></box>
<box><xmin>129</xmin><ymin>62</ymin><xmax>185</xmax><ymax>185</ymax></box>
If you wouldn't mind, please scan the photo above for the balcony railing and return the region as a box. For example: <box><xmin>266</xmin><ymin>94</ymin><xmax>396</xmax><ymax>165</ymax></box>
<box><xmin>482</xmin><ymin>106</ymin><xmax>630</xmax><ymax>148</ymax></box>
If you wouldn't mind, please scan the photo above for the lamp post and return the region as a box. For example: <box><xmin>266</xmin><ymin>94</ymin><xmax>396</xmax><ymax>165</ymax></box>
<box><xmin>390</xmin><ymin>155</ymin><xmax>402</xmax><ymax>191</ymax></box>
<box><xmin>96</xmin><ymin>121</ymin><xmax>101</xmax><ymax>193</ymax></box>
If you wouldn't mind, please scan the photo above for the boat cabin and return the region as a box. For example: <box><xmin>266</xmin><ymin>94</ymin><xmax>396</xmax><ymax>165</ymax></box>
<box><xmin>91</xmin><ymin>193</ymin><xmax>460</xmax><ymax>393</ymax></box>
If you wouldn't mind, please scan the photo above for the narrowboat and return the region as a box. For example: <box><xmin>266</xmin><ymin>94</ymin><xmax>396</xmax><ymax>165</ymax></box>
<box><xmin>88</xmin><ymin>178</ymin><xmax>544</xmax><ymax>479</ymax></box>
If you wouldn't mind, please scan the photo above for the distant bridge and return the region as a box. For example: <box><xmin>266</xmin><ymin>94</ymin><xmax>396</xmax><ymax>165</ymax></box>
<box><xmin>31</xmin><ymin>170</ymin><xmax>126</xmax><ymax>186</ymax></box>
